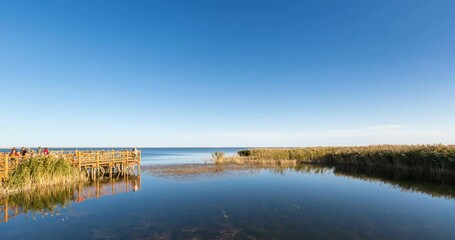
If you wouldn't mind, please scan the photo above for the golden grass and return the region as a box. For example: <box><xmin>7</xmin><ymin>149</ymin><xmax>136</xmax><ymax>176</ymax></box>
<box><xmin>0</xmin><ymin>155</ymin><xmax>86</xmax><ymax>196</ymax></box>
<box><xmin>218</xmin><ymin>144</ymin><xmax>455</xmax><ymax>174</ymax></box>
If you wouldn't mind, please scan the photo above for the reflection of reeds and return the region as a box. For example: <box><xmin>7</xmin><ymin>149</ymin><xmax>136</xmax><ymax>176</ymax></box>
<box><xmin>7</xmin><ymin>185</ymin><xmax>75</xmax><ymax>213</ymax></box>
<box><xmin>219</xmin><ymin>145</ymin><xmax>455</xmax><ymax>175</ymax></box>
<box><xmin>1</xmin><ymin>156</ymin><xmax>86</xmax><ymax>196</ymax></box>
<box><xmin>143</xmin><ymin>163</ymin><xmax>455</xmax><ymax>199</ymax></box>
<box><xmin>1</xmin><ymin>176</ymin><xmax>138</xmax><ymax>222</ymax></box>
<box><xmin>332</xmin><ymin>166</ymin><xmax>455</xmax><ymax>199</ymax></box>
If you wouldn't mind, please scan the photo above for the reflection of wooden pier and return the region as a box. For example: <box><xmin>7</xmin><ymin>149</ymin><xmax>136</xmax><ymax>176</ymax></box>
<box><xmin>0</xmin><ymin>150</ymin><xmax>141</xmax><ymax>180</ymax></box>
<box><xmin>76</xmin><ymin>175</ymin><xmax>141</xmax><ymax>202</ymax></box>
<box><xmin>0</xmin><ymin>198</ymin><xmax>19</xmax><ymax>223</ymax></box>
<box><xmin>0</xmin><ymin>176</ymin><xmax>141</xmax><ymax>223</ymax></box>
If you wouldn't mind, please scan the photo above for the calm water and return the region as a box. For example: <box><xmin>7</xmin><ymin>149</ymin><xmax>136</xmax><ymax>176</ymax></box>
<box><xmin>1</xmin><ymin>148</ymin><xmax>455</xmax><ymax>239</ymax></box>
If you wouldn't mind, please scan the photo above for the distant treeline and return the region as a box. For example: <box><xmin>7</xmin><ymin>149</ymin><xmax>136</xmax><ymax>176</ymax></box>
<box><xmin>218</xmin><ymin>145</ymin><xmax>455</xmax><ymax>175</ymax></box>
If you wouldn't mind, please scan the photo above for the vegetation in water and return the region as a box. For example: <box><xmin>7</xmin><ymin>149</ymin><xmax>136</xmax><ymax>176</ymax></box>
<box><xmin>0</xmin><ymin>155</ymin><xmax>86</xmax><ymax>196</ymax></box>
<box><xmin>217</xmin><ymin>144</ymin><xmax>455</xmax><ymax>175</ymax></box>
<box><xmin>211</xmin><ymin>152</ymin><xmax>225</xmax><ymax>161</ymax></box>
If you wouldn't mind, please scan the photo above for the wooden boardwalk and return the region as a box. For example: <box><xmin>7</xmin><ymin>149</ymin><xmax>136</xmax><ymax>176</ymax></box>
<box><xmin>0</xmin><ymin>149</ymin><xmax>141</xmax><ymax>180</ymax></box>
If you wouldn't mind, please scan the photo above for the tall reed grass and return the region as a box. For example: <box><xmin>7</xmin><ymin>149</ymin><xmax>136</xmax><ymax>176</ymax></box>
<box><xmin>1</xmin><ymin>155</ymin><xmax>86</xmax><ymax>196</ymax></box>
<box><xmin>211</xmin><ymin>152</ymin><xmax>225</xmax><ymax>161</ymax></box>
<box><xmin>220</xmin><ymin>145</ymin><xmax>455</xmax><ymax>175</ymax></box>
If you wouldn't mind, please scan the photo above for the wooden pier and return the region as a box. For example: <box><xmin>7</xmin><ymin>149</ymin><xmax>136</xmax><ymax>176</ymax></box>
<box><xmin>0</xmin><ymin>149</ymin><xmax>141</xmax><ymax>181</ymax></box>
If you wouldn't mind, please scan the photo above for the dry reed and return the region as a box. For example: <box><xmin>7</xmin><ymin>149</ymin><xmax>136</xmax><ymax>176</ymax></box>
<box><xmin>217</xmin><ymin>144</ymin><xmax>455</xmax><ymax>175</ymax></box>
<box><xmin>0</xmin><ymin>155</ymin><xmax>86</xmax><ymax>196</ymax></box>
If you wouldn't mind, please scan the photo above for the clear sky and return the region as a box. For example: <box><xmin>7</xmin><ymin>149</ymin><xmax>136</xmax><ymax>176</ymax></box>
<box><xmin>1</xmin><ymin>0</ymin><xmax>454</xmax><ymax>147</ymax></box>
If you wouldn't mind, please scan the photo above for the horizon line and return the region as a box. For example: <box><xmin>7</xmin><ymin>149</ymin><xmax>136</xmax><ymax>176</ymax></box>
<box><xmin>1</xmin><ymin>143</ymin><xmax>453</xmax><ymax>150</ymax></box>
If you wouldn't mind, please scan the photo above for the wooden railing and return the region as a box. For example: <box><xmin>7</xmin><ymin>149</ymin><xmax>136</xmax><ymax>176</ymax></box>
<box><xmin>0</xmin><ymin>150</ymin><xmax>141</xmax><ymax>180</ymax></box>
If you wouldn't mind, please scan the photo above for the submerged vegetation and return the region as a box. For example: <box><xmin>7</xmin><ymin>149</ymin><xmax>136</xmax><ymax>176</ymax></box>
<box><xmin>0</xmin><ymin>156</ymin><xmax>86</xmax><ymax>196</ymax></box>
<box><xmin>217</xmin><ymin>144</ymin><xmax>455</xmax><ymax>175</ymax></box>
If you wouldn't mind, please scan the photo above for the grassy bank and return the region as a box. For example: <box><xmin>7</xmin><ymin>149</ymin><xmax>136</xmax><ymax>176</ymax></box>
<box><xmin>217</xmin><ymin>145</ymin><xmax>455</xmax><ymax>175</ymax></box>
<box><xmin>0</xmin><ymin>156</ymin><xmax>86</xmax><ymax>196</ymax></box>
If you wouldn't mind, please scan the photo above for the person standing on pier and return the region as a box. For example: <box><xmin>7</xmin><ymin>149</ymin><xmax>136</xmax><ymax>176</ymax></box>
<box><xmin>9</xmin><ymin>147</ymin><xmax>18</xmax><ymax>156</ymax></box>
<box><xmin>37</xmin><ymin>147</ymin><xmax>42</xmax><ymax>155</ymax></box>
<box><xmin>20</xmin><ymin>147</ymin><xmax>27</xmax><ymax>156</ymax></box>
<box><xmin>43</xmin><ymin>148</ymin><xmax>49</xmax><ymax>155</ymax></box>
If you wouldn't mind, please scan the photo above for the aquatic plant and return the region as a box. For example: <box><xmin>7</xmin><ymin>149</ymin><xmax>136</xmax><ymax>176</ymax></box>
<box><xmin>1</xmin><ymin>155</ymin><xmax>86</xmax><ymax>195</ymax></box>
<box><xmin>220</xmin><ymin>144</ymin><xmax>455</xmax><ymax>175</ymax></box>
<box><xmin>212</xmin><ymin>152</ymin><xmax>225</xmax><ymax>161</ymax></box>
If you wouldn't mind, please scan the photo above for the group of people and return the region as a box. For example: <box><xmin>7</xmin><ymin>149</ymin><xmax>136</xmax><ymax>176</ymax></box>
<box><xmin>9</xmin><ymin>147</ymin><xmax>49</xmax><ymax>157</ymax></box>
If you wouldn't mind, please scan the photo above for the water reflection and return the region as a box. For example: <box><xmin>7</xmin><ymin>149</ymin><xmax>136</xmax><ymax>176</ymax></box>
<box><xmin>0</xmin><ymin>176</ymin><xmax>141</xmax><ymax>223</ymax></box>
<box><xmin>1</xmin><ymin>164</ymin><xmax>454</xmax><ymax>239</ymax></box>
<box><xmin>143</xmin><ymin>163</ymin><xmax>455</xmax><ymax>199</ymax></box>
<box><xmin>332</xmin><ymin>166</ymin><xmax>455</xmax><ymax>199</ymax></box>
<box><xmin>137</xmin><ymin>164</ymin><xmax>455</xmax><ymax>239</ymax></box>
<box><xmin>2</xmin><ymin>164</ymin><xmax>454</xmax><ymax>224</ymax></box>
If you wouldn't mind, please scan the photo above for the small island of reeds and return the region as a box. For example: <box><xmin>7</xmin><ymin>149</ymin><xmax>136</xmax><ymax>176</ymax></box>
<box><xmin>215</xmin><ymin>144</ymin><xmax>455</xmax><ymax>176</ymax></box>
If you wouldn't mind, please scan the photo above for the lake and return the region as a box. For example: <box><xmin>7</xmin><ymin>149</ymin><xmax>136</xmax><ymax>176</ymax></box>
<box><xmin>1</xmin><ymin>148</ymin><xmax>455</xmax><ymax>239</ymax></box>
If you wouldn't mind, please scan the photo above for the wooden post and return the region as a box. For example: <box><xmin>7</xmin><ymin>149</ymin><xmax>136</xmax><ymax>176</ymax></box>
<box><xmin>137</xmin><ymin>150</ymin><xmax>141</xmax><ymax>175</ymax></box>
<box><xmin>96</xmin><ymin>179</ymin><xmax>100</xmax><ymax>199</ymax></box>
<box><xmin>126</xmin><ymin>173</ymin><xmax>129</xmax><ymax>192</ymax></box>
<box><xmin>125</xmin><ymin>151</ymin><xmax>129</xmax><ymax>177</ymax></box>
<box><xmin>110</xmin><ymin>150</ymin><xmax>114</xmax><ymax>178</ymax></box>
<box><xmin>77</xmin><ymin>182</ymin><xmax>81</xmax><ymax>200</ymax></box>
<box><xmin>96</xmin><ymin>151</ymin><xmax>100</xmax><ymax>177</ymax></box>
<box><xmin>5</xmin><ymin>154</ymin><xmax>9</xmax><ymax>178</ymax></box>
<box><xmin>4</xmin><ymin>198</ymin><xmax>8</xmax><ymax>223</ymax></box>
<box><xmin>111</xmin><ymin>178</ymin><xmax>115</xmax><ymax>195</ymax></box>
<box><xmin>77</xmin><ymin>150</ymin><xmax>81</xmax><ymax>173</ymax></box>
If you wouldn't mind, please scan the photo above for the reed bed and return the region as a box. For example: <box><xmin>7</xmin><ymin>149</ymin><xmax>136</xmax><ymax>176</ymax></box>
<box><xmin>0</xmin><ymin>155</ymin><xmax>86</xmax><ymax>196</ymax></box>
<box><xmin>218</xmin><ymin>144</ymin><xmax>455</xmax><ymax>175</ymax></box>
<box><xmin>211</xmin><ymin>152</ymin><xmax>225</xmax><ymax>161</ymax></box>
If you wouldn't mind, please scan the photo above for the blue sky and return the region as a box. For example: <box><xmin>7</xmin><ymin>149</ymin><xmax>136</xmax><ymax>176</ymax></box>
<box><xmin>1</xmin><ymin>0</ymin><xmax>454</xmax><ymax>147</ymax></box>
